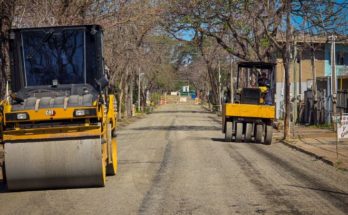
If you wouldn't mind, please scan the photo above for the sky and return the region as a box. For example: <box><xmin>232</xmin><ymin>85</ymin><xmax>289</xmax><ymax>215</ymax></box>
<box><xmin>175</xmin><ymin>29</ymin><xmax>195</xmax><ymax>41</ymax></box>
<box><xmin>174</xmin><ymin>1</ymin><xmax>348</xmax><ymax>41</ymax></box>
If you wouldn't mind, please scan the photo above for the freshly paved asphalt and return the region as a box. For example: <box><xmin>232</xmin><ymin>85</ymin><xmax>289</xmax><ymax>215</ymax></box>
<box><xmin>0</xmin><ymin>104</ymin><xmax>347</xmax><ymax>215</ymax></box>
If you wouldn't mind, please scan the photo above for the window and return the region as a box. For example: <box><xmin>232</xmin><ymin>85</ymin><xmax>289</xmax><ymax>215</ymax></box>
<box><xmin>336</xmin><ymin>52</ymin><xmax>345</xmax><ymax>65</ymax></box>
<box><xmin>22</xmin><ymin>28</ymin><xmax>85</xmax><ymax>86</ymax></box>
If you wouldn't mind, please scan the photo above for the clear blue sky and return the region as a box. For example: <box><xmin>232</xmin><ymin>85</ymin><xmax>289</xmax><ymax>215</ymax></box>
<box><xmin>175</xmin><ymin>29</ymin><xmax>195</xmax><ymax>41</ymax></box>
<box><xmin>175</xmin><ymin>1</ymin><xmax>348</xmax><ymax>40</ymax></box>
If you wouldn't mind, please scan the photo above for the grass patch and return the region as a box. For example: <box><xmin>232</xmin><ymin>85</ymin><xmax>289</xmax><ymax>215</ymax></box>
<box><xmin>334</xmin><ymin>160</ymin><xmax>348</xmax><ymax>171</ymax></box>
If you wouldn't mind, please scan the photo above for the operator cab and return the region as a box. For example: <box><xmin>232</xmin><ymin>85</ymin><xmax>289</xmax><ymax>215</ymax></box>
<box><xmin>235</xmin><ymin>62</ymin><xmax>276</xmax><ymax>105</ymax></box>
<box><xmin>8</xmin><ymin>25</ymin><xmax>105</xmax><ymax>110</ymax></box>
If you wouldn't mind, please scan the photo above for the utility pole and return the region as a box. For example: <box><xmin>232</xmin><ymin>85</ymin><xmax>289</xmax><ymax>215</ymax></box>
<box><xmin>329</xmin><ymin>34</ymin><xmax>337</xmax><ymax>126</ymax></box>
<box><xmin>283</xmin><ymin>0</ymin><xmax>292</xmax><ymax>139</ymax></box>
<box><xmin>230</xmin><ymin>57</ymin><xmax>234</xmax><ymax>103</ymax></box>
<box><xmin>293</xmin><ymin>40</ymin><xmax>297</xmax><ymax>123</ymax></box>
<box><xmin>298</xmin><ymin>53</ymin><xmax>302</xmax><ymax>97</ymax></box>
<box><xmin>218</xmin><ymin>60</ymin><xmax>222</xmax><ymax>112</ymax></box>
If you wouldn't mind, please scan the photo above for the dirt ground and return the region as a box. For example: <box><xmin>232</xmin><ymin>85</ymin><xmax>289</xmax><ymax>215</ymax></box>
<box><xmin>0</xmin><ymin>104</ymin><xmax>347</xmax><ymax>215</ymax></box>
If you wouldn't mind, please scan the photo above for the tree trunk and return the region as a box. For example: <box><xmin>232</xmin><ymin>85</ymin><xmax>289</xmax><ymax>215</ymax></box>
<box><xmin>283</xmin><ymin>0</ymin><xmax>291</xmax><ymax>139</ymax></box>
<box><xmin>0</xmin><ymin>2</ymin><xmax>14</xmax><ymax>98</ymax></box>
<box><xmin>141</xmin><ymin>88</ymin><xmax>147</xmax><ymax>111</ymax></box>
<box><xmin>117</xmin><ymin>76</ymin><xmax>124</xmax><ymax>121</ymax></box>
<box><xmin>311</xmin><ymin>47</ymin><xmax>318</xmax><ymax>124</ymax></box>
<box><xmin>118</xmin><ymin>87</ymin><xmax>123</xmax><ymax>121</ymax></box>
<box><xmin>124</xmin><ymin>77</ymin><xmax>129</xmax><ymax>118</ymax></box>
<box><xmin>128</xmin><ymin>76</ymin><xmax>134</xmax><ymax>117</ymax></box>
<box><xmin>206</xmin><ymin>65</ymin><xmax>219</xmax><ymax>107</ymax></box>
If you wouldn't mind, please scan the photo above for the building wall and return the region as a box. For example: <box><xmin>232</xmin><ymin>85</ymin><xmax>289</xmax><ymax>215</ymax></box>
<box><xmin>274</xmin><ymin>43</ymin><xmax>348</xmax><ymax>121</ymax></box>
<box><xmin>324</xmin><ymin>44</ymin><xmax>348</xmax><ymax>77</ymax></box>
<box><xmin>275</xmin><ymin>47</ymin><xmax>325</xmax><ymax>119</ymax></box>
<box><xmin>276</xmin><ymin>48</ymin><xmax>325</xmax><ymax>83</ymax></box>
<box><xmin>275</xmin><ymin>82</ymin><xmax>309</xmax><ymax>119</ymax></box>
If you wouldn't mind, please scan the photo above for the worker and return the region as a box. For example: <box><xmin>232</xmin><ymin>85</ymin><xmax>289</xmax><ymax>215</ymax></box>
<box><xmin>258</xmin><ymin>72</ymin><xmax>273</xmax><ymax>105</ymax></box>
<box><xmin>258</xmin><ymin>72</ymin><xmax>270</xmax><ymax>87</ymax></box>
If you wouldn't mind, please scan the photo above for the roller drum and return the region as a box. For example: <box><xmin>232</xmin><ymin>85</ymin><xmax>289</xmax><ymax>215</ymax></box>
<box><xmin>4</xmin><ymin>138</ymin><xmax>104</xmax><ymax>191</ymax></box>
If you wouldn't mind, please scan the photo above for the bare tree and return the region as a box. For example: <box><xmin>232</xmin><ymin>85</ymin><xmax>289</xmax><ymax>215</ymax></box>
<box><xmin>0</xmin><ymin>0</ymin><xmax>16</xmax><ymax>98</ymax></box>
<box><xmin>165</xmin><ymin>0</ymin><xmax>348</xmax><ymax>139</ymax></box>
<box><xmin>1</xmin><ymin>0</ymin><xmax>174</xmax><ymax>119</ymax></box>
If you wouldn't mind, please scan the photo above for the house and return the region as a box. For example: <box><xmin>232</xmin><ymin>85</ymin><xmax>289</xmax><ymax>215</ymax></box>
<box><xmin>275</xmin><ymin>34</ymin><xmax>348</xmax><ymax>122</ymax></box>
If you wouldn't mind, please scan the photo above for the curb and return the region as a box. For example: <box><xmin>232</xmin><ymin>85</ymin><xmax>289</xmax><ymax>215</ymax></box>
<box><xmin>200</xmin><ymin>104</ymin><xmax>213</xmax><ymax>112</ymax></box>
<box><xmin>280</xmin><ymin>139</ymin><xmax>337</xmax><ymax>167</ymax></box>
<box><xmin>117</xmin><ymin>114</ymin><xmax>147</xmax><ymax>129</ymax></box>
<box><xmin>116</xmin><ymin>106</ymin><xmax>160</xmax><ymax>129</ymax></box>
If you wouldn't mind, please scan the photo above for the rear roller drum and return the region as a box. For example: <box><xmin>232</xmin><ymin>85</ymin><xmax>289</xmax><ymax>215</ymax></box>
<box><xmin>235</xmin><ymin>123</ymin><xmax>243</xmax><ymax>142</ymax></box>
<box><xmin>225</xmin><ymin>121</ymin><xmax>233</xmax><ymax>142</ymax></box>
<box><xmin>264</xmin><ymin>125</ymin><xmax>273</xmax><ymax>145</ymax></box>
<box><xmin>245</xmin><ymin>123</ymin><xmax>253</xmax><ymax>142</ymax></box>
<box><xmin>255</xmin><ymin>124</ymin><xmax>263</xmax><ymax>143</ymax></box>
<box><xmin>106</xmin><ymin>138</ymin><xmax>118</xmax><ymax>175</ymax></box>
<box><xmin>102</xmin><ymin>153</ymin><xmax>107</xmax><ymax>185</ymax></box>
<box><xmin>106</xmin><ymin>123</ymin><xmax>118</xmax><ymax>176</ymax></box>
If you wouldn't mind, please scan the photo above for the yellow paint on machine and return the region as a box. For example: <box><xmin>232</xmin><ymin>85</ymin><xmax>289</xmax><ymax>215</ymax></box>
<box><xmin>107</xmin><ymin>95</ymin><xmax>117</xmax><ymax>130</ymax></box>
<box><xmin>3</xmin><ymin>107</ymin><xmax>99</xmax><ymax>124</ymax></box>
<box><xmin>2</xmin><ymin>126</ymin><xmax>101</xmax><ymax>141</ymax></box>
<box><xmin>224</xmin><ymin>103</ymin><xmax>275</xmax><ymax>119</ymax></box>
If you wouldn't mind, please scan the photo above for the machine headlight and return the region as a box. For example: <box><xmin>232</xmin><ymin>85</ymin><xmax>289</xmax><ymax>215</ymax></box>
<box><xmin>75</xmin><ymin>110</ymin><xmax>86</xmax><ymax>116</ymax></box>
<box><xmin>17</xmin><ymin>113</ymin><xmax>28</xmax><ymax>120</ymax></box>
<box><xmin>5</xmin><ymin>112</ymin><xmax>29</xmax><ymax>121</ymax></box>
<box><xmin>73</xmin><ymin>109</ymin><xmax>97</xmax><ymax>117</ymax></box>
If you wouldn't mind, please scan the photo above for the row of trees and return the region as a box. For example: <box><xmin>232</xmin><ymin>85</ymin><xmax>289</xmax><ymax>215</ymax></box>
<box><xmin>164</xmin><ymin>0</ymin><xmax>348</xmax><ymax>139</ymax></box>
<box><xmin>0</xmin><ymin>0</ymin><xmax>183</xmax><ymax>120</ymax></box>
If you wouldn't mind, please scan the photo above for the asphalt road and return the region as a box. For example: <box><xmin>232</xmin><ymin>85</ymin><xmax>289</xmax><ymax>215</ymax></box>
<box><xmin>0</xmin><ymin>104</ymin><xmax>347</xmax><ymax>215</ymax></box>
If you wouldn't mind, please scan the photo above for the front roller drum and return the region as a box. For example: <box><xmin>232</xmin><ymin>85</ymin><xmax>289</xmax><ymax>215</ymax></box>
<box><xmin>4</xmin><ymin>138</ymin><xmax>105</xmax><ymax>191</ymax></box>
<box><xmin>225</xmin><ymin>121</ymin><xmax>233</xmax><ymax>142</ymax></box>
<box><xmin>264</xmin><ymin>125</ymin><xmax>273</xmax><ymax>145</ymax></box>
<box><xmin>245</xmin><ymin>123</ymin><xmax>253</xmax><ymax>142</ymax></box>
<box><xmin>255</xmin><ymin>124</ymin><xmax>263</xmax><ymax>143</ymax></box>
<box><xmin>106</xmin><ymin>123</ymin><xmax>118</xmax><ymax>176</ymax></box>
<box><xmin>235</xmin><ymin>123</ymin><xmax>243</xmax><ymax>142</ymax></box>
<box><xmin>106</xmin><ymin>138</ymin><xmax>118</xmax><ymax>175</ymax></box>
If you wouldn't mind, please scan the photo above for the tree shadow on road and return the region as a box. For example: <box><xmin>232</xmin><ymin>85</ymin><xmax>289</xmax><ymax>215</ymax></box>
<box><xmin>151</xmin><ymin>110</ymin><xmax>209</xmax><ymax>114</ymax></box>
<box><xmin>118</xmin><ymin>160</ymin><xmax>161</xmax><ymax>165</ymax></box>
<box><xmin>132</xmin><ymin>125</ymin><xmax>221</xmax><ymax>131</ymax></box>
<box><xmin>0</xmin><ymin>180</ymin><xmax>7</xmax><ymax>193</ymax></box>
<box><xmin>211</xmin><ymin>138</ymin><xmax>226</xmax><ymax>142</ymax></box>
<box><xmin>211</xmin><ymin>138</ymin><xmax>263</xmax><ymax>145</ymax></box>
<box><xmin>286</xmin><ymin>184</ymin><xmax>348</xmax><ymax>196</ymax></box>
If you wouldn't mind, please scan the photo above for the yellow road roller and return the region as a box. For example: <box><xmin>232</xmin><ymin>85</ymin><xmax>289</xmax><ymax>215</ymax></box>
<box><xmin>223</xmin><ymin>62</ymin><xmax>276</xmax><ymax>144</ymax></box>
<box><xmin>0</xmin><ymin>25</ymin><xmax>117</xmax><ymax>190</ymax></box>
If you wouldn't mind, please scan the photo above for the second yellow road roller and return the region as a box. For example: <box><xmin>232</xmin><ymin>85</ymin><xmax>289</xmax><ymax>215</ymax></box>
<box><xmin>222</xmin><ymin>62</ymin><xmax>276</xmax><ymax>144</ymax></box>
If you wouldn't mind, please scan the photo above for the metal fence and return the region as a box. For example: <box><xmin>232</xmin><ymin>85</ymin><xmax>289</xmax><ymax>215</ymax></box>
<box><xmin>299</xmin><ymin>90</ymin><xmax>328</xmax><ymax>125</ymax></box>
<box><xmin>298</xmin><ymin>89</ymin><xmax>348</xmax><ymax>125</ymax></box>
<box><xmin>337</xmin><ymin>90</ymin><xmax>348</xmax><ymax>113</ymax></box>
